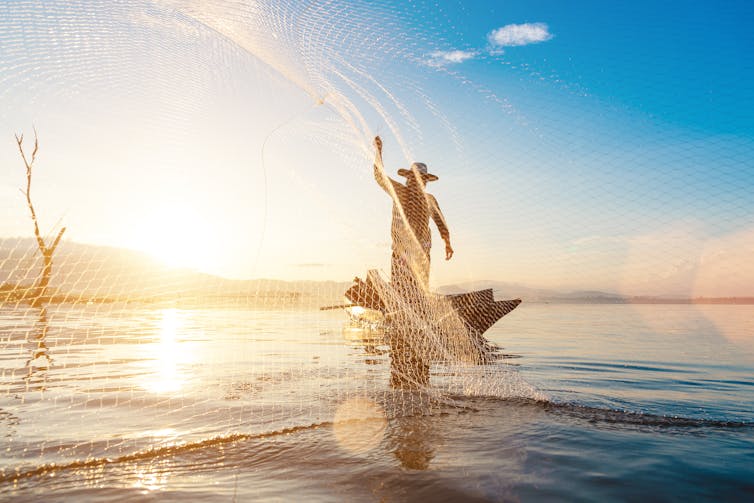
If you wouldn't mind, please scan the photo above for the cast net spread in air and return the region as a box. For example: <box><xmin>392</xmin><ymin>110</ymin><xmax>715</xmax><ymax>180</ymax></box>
<box><xmin>1</xmin><ymin>0</ymin><xmax>752</xmax><ymax>484</ymax></box>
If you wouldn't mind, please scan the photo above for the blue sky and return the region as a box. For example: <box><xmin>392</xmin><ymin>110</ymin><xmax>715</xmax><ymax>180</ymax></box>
<box><xmin>426</xmin><ymin>1</ymin><xmax>754</xmax><ymax>134</ymax></box>
<box><xmin>1</xmin><ymin>0</ymin><xmax>753</xmax><ymax>296</ymax></box>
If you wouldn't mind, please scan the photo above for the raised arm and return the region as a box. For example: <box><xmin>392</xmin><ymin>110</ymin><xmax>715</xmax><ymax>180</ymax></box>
<box><xmin>429</xmin><ymin>194</ymin><xmax>454</xmax><ymax>260</ymax></box>
<box><xmin>373</xmin><ymin>136</ymin><xmax>399</xmax><ymax>194</ymax></box>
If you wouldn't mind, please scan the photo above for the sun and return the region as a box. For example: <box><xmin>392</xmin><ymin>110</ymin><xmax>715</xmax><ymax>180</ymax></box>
<box><xmin>133</xmin><ymin>203</ymin><xmax>218</xmax><ymax>271</ymax></box>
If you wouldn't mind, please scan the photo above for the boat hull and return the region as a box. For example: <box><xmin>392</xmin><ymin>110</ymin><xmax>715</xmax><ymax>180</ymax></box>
<box><xmin>344</xmin><ymin>270</ymin><xmax>521</xmax><ymax>338</ymax></box>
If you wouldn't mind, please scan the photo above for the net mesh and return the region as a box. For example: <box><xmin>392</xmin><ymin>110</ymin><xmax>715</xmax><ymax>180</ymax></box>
<box><xmin>1</xmin><ymin>0</ymin><xmax>752</xmax><ymax>485</ymax></box>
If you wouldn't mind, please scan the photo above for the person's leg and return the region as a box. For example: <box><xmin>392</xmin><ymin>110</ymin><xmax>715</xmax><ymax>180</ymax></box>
<box><xmin>389</xmin><ymin>251</ymin><xmax>431</xmax><ymax>387</ymax></box>
<box><xmin>389</xmin><ymin>328</ymin><xmax>429</xmax><ymax>389</ymax></box>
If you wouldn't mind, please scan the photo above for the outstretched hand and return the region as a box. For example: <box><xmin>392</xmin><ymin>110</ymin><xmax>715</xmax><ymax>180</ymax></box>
<box><xmin>445</xmin><ymin>242</ymin><xmax>454</xmax><ymax>260</ymax></box>
<box><xmin>373</xmin><ymin>135</ymin><xmax>383</xmax><ymax>154</ymax></box>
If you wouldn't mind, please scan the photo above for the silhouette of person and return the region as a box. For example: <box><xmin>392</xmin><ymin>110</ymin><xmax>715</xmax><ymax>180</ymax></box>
<box><xmin>372</xmin><ymin>136</ymin><xmax>453</xmax><ymax>296</ymax></box>
<box><xmin>373</xmin><ymin>136</ymin><xmax>454</xmax><ymax>388</ymax></box>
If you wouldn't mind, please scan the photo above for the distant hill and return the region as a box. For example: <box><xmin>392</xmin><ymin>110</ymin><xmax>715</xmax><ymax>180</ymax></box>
<box><xmin>3</xmin><ymin>238</ymin><xmax>751</xmax><ymax>306</ymax></box>
<box><xmin>437</xmin><ymin>280</ymin><xmax>554</xmax><ymax>301</ymax></box>
<box><xmin>437</xmin><ymin>280</ymin><xmax>754</xmax><ymax>304</ymax></box>
<box><xmin>0</xmin><ymin>238</ymin><xmax>349</xmax><ymax>307</ymax></box>
<box><xmin>438</xmin><ymin>280</ymin><xmax>624</xmax><ymax>303</ymax></box>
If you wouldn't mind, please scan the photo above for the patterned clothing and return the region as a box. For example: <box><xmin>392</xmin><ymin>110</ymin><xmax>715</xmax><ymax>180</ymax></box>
<box><xmin>374</xmin><ymin>165</ymin><xmax>450</xmax><ymax>292</ymax></box>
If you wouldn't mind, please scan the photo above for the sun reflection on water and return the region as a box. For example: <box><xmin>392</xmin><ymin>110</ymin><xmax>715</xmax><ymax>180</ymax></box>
<box><xmin>141</xmin><ymin>308</ymin><xmax>196</xmax><ymax>394</ymax></box>
<box><xmin>132</xmin><ymin>458</ymin><xmax>174</xmax><ymax>493</ymax></box>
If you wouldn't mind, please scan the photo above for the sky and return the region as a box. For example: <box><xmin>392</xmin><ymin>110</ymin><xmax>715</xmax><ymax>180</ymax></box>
<box><xmin>1</xmin><ymin>0</ymin><xmax>753</xmax><ymax>296</ymax></box>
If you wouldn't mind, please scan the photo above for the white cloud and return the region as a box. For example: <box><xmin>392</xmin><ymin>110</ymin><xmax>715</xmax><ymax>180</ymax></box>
<box><xmin>487</xmin><ymin>23</ymin><xmax>553</xmax><ymax>48</ymax></box>
<box><xmin>424</xmin><ymin>23</ymin><xmax>552</xmax><ymax>67</ymax></box>
<box><xmin>426</xmin><ymin>49</ymin><xmax>478</xmax><ymax>67</ymax></box>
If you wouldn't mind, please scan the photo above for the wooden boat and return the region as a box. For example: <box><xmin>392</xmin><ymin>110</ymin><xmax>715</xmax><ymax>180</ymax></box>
<box><xmin>342</xmin><ymin>270</ymin><xmax>521</xmax><ymax>338</ymax></box>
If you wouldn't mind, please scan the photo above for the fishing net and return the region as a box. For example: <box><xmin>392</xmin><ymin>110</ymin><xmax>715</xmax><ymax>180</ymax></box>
<box><xmin>1</xmin><ymin>0</ymin><xmax>751</xmax><ymax>488</ymax></box>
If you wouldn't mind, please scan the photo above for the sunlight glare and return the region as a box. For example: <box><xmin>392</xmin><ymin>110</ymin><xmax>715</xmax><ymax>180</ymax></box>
<box><xmin>133</xmin><ymin>459</ymin><xmax>174</xmax><ymax>493</ymax></box>
<box><xmin>135</xmin><ymin>203</ymin><xmax>218</xmax><ymax>271</ymax></box>
<box><xmin>141</xmin><ymin>308</ymin><xmax>195</xmax><ymax>394</ymax></box>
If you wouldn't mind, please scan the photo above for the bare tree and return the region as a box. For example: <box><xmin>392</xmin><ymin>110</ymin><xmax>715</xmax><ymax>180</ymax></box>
<box><xmin>15</xmin><ymin>129</ymin><xmax>66</xmax><ymax>307</ymax></box>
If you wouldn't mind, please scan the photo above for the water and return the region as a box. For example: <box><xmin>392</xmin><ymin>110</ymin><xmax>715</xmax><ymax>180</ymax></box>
<box><xmin>1</xmin><ymin>303</ymin><xmax>753</xmax><ymax>501</ymax></box>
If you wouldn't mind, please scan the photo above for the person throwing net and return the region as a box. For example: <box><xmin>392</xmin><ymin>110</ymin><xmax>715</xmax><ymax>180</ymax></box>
<box><xmin>372</xmin><ymin>136</ymin><xmax>453</xmax><ymax>300</ymax></box>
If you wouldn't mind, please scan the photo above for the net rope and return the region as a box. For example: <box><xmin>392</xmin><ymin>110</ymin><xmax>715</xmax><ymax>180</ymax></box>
<box><xmin>1</xmin><ymin>0</ymin><xmax>751</xmax><ymax>483</ymax></box>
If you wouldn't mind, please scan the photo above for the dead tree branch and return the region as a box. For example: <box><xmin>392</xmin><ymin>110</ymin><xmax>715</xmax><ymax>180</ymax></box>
<box><xmin>15</xmin><ymin>129</ymin><xmax>66</xmax><ymax>307</ymax></box>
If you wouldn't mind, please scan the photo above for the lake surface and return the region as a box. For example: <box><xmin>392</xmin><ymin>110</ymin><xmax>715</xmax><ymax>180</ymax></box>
<box><xmin>1</xmin><ymin>303</ymin><xmax>753</xmax><ymax>501</ymax></box>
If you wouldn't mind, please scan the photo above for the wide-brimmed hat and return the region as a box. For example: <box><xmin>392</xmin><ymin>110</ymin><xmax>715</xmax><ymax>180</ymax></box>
<box><xmin>397</xmin><ymin>162</ymin><xmax>438</xmax><ymax>182</ymax></box>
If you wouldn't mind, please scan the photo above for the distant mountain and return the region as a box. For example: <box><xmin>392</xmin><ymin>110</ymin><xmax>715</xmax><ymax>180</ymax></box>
<box><xmin>0</xmin><ymin>238</ymin><xmax>349</xmax><ymax>306</ymax></box>
<box><xmin>553</xmin><ymin>290</ymin><xmax>625</xmax><ymax>301</ymax></box>
<box><xmin>437</xmin><ymin>280</ymin><xmax>557</xmax><ymax>301</ymax></box>
<box><xmin>3</xmin><ymin>238</ymin><xmax>750</xmax><ymax>306</ymax></box>
<box><xmin>440</xmin><ymin>280</ymin><xmax>628</xmax><ymax>303</ymax></box>
<box><xmin>437</xmin><ymin>280</ymin><xmax>754</xmax><ymax>304</ymax></box>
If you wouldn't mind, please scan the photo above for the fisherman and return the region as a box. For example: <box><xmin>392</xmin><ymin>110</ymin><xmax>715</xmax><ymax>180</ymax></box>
<box><xmin>372</xmin><ymin>136</ymin><xmax>453</xmax><ymax>388</ymax></box>
<box><xmin>372</xmin><ymin>135</ymin><xmax>453</xmax><ymax>296</ymax></box>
